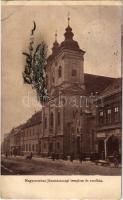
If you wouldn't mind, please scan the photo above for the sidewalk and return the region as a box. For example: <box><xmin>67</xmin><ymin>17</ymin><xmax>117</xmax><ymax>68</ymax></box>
<box><xmin>2</xmin><ymin>154</ymin><xmax>121</xmax><ymax>168</ymax></box>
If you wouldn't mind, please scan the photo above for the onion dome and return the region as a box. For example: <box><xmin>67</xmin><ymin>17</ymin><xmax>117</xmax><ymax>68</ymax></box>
<box><xmin>60</xmin><ymin>14</ymin><xmax>84</xmax><ymax>53</ymax></box>
<box><xmin>64</xmin><ymin>25</ymin><xmax>74</xmax><ymax>40</ymax></box>
<box><xmin>52</xmin><ymin>31</ymin><xmax>59</xmax><ymax>54</ymax></box>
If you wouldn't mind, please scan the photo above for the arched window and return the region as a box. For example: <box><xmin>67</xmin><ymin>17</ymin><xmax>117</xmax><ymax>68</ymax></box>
<box><xmin>26</xmin><ymin>144</ymin><xmax>28</xmax><ymax>151</ymax></box>
<box><xmin>58</xmin><ymin>111</ymin><xmax>60</xmax><ymax>126</ymax></box>
<box><xmin>52</xmin><ymin>71</ymin><xmax>55</xmax><ymax>83</ymax></box>
<box><xmin>32</xmin><ymin>144</ymin><xmax>35</xmax><ymax>151</ymax></box>
<box><xmin>44</xmin><ymin>117</ymin><xmax>47</xmax><ymax>129</ymax></box>
<box><xmin>72</xmin><ymin>69</ymin><xmax>77</xmax><ymax>76</ymax></box>
<box><xmin>50</xmin><ymin>112</ymin><xmax>54</xmax><ymax>127</ymax></box>
<box><xmin>58</xmin><ymin>66</ymin><xmax>62</xmax><ymax>78</ymax></box>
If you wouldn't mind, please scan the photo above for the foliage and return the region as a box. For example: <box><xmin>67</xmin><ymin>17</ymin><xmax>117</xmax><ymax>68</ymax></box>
<box><xmin>22</xmin><ymin>22</ymin><xmax>49</xmax><ymax>103</ymax></box>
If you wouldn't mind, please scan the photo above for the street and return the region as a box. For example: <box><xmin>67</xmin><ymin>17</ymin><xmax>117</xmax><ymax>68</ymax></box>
<box><xmin>1</xmin><ymin>155</ymin><xmax>121</xmax><ymax>175</ymax></box>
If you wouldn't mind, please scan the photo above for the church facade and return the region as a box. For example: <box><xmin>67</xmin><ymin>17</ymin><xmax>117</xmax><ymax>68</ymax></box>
<box><xmin>40</xmin><ymin>19</ymin><xmax>97</xmax><ymax>159</ymax></box>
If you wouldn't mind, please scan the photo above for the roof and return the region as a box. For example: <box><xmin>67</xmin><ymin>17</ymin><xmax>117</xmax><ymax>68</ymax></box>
<box><xmin>84</xmin><ymin>73</ymin><xmax>116</xmax><ymax>95</ymax></box>
<box><xmin>99</xmin><ymin>78</ymin><xmax>122</xmax><ymax>98</ymax></box>
<box><xmin>47</xmin><ymin>25</ymin><xmax>85</xmax><ymax>62</ymax></box>
<box><xmin>22</xmin><ymin>110</ymin><xmax>42</xmax><ymax>129</ymax></box>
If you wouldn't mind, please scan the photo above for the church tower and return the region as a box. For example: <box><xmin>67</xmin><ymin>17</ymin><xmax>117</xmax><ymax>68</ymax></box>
<box><xmin>47</xmin><ymin>15</ymin><xmax>85</xmax><ymax>97</ymax></box>
<box><xmin>42</xmin><ymin>16</ymin><xmax>86</xmax><ymax>158</ymax></box>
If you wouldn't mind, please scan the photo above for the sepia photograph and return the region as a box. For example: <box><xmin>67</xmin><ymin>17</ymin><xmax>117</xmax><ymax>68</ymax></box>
<box><xmin>1</xmin><ymin>2</ymin><xmax>122</xmax><ymax>177</ymax></box>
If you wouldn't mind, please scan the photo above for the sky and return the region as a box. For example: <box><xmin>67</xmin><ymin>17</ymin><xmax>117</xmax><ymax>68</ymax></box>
<box><xmin>1</xmin><ymin>4</ymin><xmax>122</xmax><ymax>135</ymax></box>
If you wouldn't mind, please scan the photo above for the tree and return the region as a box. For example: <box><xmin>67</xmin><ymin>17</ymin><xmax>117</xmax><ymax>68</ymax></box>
<box><xmin>22</xmin><ymin>21</ymin><xmax>49</xmax><ymax>104</ymax></box>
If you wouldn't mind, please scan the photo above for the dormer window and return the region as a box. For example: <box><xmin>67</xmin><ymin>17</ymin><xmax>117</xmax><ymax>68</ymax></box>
<box><xmin>72</xmin><ymin>69</ymin><xmax>77</xmax><ymax>76</ymax></box>
<box><xmin>58</xmin><ymin>66</ymin><xmax>62</xmax><ymax>78</ymax></box>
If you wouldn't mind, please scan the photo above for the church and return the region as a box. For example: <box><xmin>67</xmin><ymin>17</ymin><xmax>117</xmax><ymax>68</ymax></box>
<box><xmin>40</xmin><ymin>16</ymin><xmax>117</xmax><ymax>159</ymax></box>
<box><xmin>3</xmin><ymin>17</ymin><xmax>121</xmax><ymax>161</ymax></box>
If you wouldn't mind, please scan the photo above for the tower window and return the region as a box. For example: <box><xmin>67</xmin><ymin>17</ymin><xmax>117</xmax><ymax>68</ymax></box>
<box><xmin>58</xmin><ymin>66</ymin><xmax>62</xmax><ymax>78</ymax></box>
<box><xmin>52</xmin><ymin>77</ymin><xmax>55</xmax><ymax>83</ymax></box>
<box><xmin>72</xmin><ymin>69</ymin><xmax>77</xmax><ymax>76</ymax></box>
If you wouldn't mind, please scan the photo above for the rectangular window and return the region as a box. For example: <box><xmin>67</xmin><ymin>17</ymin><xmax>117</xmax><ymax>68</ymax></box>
<box><xmin>72</xmin><ymin>69</ymin><xmax>77</xmax><ymax>76</ymax></box>
<box><xmin>107</xmin><ymin>109</ymin><xmax>111</xmax><ymax>114</ymax></box>
<box><xmin>114</xmin><ymin>107</ymin><xmax>119</xmax><ymax>112</ymax></box>
<box><xmin>114</xmin><ymin>106</ymin><xmax>119</xmax><ymax>122</ymax></box>
<box><xmin>107</xmin><ymin>108</ymin><xmax>112</xmax><ymax>124</ymax></box>
<box><xmin>99</xmin><ymin>111</ymin><xmax>103</xmax><ymax>125</ymax></box>
<box><xmin>99</xmin><ymin>111</ymin><xmax>103</xmax><ymax>116</ymax></box>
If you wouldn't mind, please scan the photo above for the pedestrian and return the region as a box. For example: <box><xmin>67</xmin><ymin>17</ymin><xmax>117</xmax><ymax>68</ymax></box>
<box><xmin>52</xmin><ymin>152</ymin><xmax>55</xmax><ymax>161</ymax></box>
<box><xmin>79</xmin><ymin>154</ymin><xmax>83</xmax><ymax>164</ymax></box>
<box><xmin>113</xmin><ymin>151</ymin><xmax>119</xmax><ymax>168</ymax></box>
<box><xmin>70</xmin><ymin>154</ymin><xmax>74</xmax><ymax>162</ymax></box>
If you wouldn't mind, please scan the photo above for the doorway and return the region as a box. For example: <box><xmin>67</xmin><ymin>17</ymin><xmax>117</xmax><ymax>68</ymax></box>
<box><xmin>107</xmin><ymin>135</ymin><xmax>119</xmax><ymax>156</ymax></box>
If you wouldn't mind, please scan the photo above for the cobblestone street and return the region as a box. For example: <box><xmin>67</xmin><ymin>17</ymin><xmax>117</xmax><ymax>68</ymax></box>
<box><xmin>1</xmin><ymin>155</ymin><xmax>121</xmax><ymax>175</ymax></box>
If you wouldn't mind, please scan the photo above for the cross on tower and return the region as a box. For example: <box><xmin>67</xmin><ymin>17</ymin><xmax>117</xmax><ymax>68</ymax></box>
<box><xmin>67</xmin><ymin>12</ymin><xmax>70</xmax><ymax>26</ymax></box>
<box><xmin>55</xmin><ymin>30</ymin><xmax>57</xmax><ymax>41</ymax></box>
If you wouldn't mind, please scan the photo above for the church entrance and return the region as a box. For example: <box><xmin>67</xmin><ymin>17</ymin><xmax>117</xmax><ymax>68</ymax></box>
<box><xmin>49</xmin><ymin>142</ymin><xmax>53</xmax><ymax>154</ymax></box>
